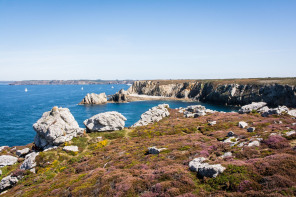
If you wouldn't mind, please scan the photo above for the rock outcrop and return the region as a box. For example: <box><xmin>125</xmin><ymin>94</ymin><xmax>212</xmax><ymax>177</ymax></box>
<box><xmin>33</xmin><ymin>107</ymin><xmax>83</xmax><ymax>150</ymax></box>
<box><xmin>179</xmin><ymin>105</ymin><xmax>216</xmax><ymax>118</ymax></box>
<box><xmin>20</xmin><ymin>152</ymin><xmax>39</xmax><ymax>171</ymax></box>
<box><xmin>84</xmin><ymin>112</ymin><xmax>127</xmax><ymax>132</ymax></box>
<box><xmin>238</xmin><ymin>102</ymin><xmax>295</xmax><ymax>117</ymax></box>
<box><xmin>132</xmin><ymin>104</ymin><xmax>170</xmax><ymax>127</ymax></box>
<box><xmin>127</xmin><ymin>81</ymin><xmax>296</xmax><ymax>107</ymax></box>
<box><xmin>189</xmin><ymin>157</ymin><xmax>225</xmax><ymax>178</ymax></box>
<box><xmin>79</xmin><ymin>93</ymin><xmax>107</xmax><ymax>105</ymax></box>
<box><xmin>0</xmin><ymin>155</ymin><xmax>18</xmax><ymax>167</ymax></box>
<box><xmin>0</xmin><ymin>175</ymin><xmax>19</xmax><ymax>192</ymax></box>
<box><xmin>238</xmin><ymin>102</ymin><xmax>267</xmax><ymax>114</ymax></box>
<box><xmin>109</xmin><ymin>89</ymin><xmax>128</xmax><ymax>103</ymax></box>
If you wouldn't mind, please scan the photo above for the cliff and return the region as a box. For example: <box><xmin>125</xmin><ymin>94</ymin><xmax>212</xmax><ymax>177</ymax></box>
<box><xmin>127</xmin><ymin>78</ymin><xmax>296</xmax><ymax>107</ymax></box>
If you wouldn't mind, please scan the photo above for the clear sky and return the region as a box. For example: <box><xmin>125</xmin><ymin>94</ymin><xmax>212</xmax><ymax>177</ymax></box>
<box><xmin>0</xmin><ymin>0</ymin><xmax>295</xmax><ymax>80</ymax></box>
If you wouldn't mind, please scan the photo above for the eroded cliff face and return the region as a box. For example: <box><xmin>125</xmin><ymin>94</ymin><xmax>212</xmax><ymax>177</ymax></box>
<box><xmin>127</xmin><ymin>81</ymin><xmax>296</xmax><ymax>107</ymax></box>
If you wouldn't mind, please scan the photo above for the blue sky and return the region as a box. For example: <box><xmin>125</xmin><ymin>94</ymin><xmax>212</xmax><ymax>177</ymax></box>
<box><xmin>0</xmin><ymin>0</ymin><xmax>295</xmax><ymax>80</ymax></box>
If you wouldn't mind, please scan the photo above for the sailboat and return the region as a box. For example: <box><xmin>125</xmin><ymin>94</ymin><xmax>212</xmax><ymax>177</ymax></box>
<box><xmin>25</xmin><ymin>88</ymin><xmax>28</xmax><ymax>92</ymax></box>
<box><xmin>111</xmin><ymin>86</ymin><xmax>114</xmax><ymax>89</ymax></box>
<box><xmin>81</xmin><ymin>87</ymin><xmax>84</xmax><ymax>90</ymax></box>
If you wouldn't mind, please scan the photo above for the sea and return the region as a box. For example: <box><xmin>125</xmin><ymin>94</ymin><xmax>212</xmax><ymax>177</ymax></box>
<box><xmin>0</xmin><ymin>84</ymin><xmax>238</xmax><ymax>147</ymax></box>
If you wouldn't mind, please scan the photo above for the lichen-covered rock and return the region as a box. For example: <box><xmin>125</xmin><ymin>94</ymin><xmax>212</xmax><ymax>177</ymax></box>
<box><xmin>33</xmin><ymin>107</ymin><xmax>81</xmax><ymax>149</ymax></box>
<box><xmin>20</xmin><ymin>152</ymin><xmax>39</xmax><ymax>170</ymax></box>
<box><xmin>0</xmin><ymin>155</ymin><xmax>18</xmax><ymax>167</ymax></box>
<box><xmin>84</xmin><ymin>111</ymin><xmax>126</xmax><ymax>132</ymax></box>
<box><xmin>0</xmin><ymin>175</ymin><xmax>19</xmax><ymax>192</ymax></box>
<box><xmin>189</xmin><ymin>157</ymin><xmax>225</xmax><ymax>178</ymax></box>
<box><xmin>79</xmin><ymin>93</ymin><xmax>107</xmax><ymax>105</ymax></box>
<box><xmin>238</xmin><ymin>102</ymin><xmax>267</xmax><ymax>114</ymax></box>
<box><xmin>148</xmin><ymin>147</ymin><xmax>167</xmax><ymax>154</ymax></box>
<box><xmin>238</xmin><ymin>121</ymin><xmax>248</xmax><ymax>128</ymax></box>
<box><xmin>16</xmin><ymin>148</ymin><xmax>30</xmax><ymax>157</ymax></box>
<box><xmin>132</xmin><ymin>104</ymin><xmax>169</xmax><ymax>127</ymax></box>
<box><xmin>63</xmin><ymin>146</ymin><xmax>78</xmax><ymax>152</ymax></box>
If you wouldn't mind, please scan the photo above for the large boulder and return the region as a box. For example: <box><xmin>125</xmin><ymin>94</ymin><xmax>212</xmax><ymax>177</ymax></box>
<box><xmin>16</xmin><ymin>148</ymin><xmax>30</xmax><ymax>157</ymax></box>
<box><xmin>261</xmin><ymin>106</ymin><xmax>289</xmax><ymax>117</ymax></box>
<box><xmin>189</xmin><ymin>157</ymin><xmax>225</xmax><ymax>178</ymax></box>
<box><xmin>79</xmin><ymin>93</ymin><xmax>107</xmax><ymax>105</ymax></box>
<box><xmin>132</xmin><ymin>104</ymin><xmax>170</xmax><ymax>127</ymax></box>
<box><xmin>20</xmin><ymin>152</ymin><xmax>39</xmax><ymax>171</ymax></box>
<box><xmin>0</xmin><ymin>175</ymin><xmax>19</xmax><ymax>192</ymax></box>
<box><xmin>84</xmin><ymin>111</ymin><xmax>127</xmax><ymax>132</ymax></box>
<box><xmin>238</xmin><ymin>102</ymin><xmax>267</xmax><ymax>114</ymax></box>
<box><xmin>0</xmin><ymin>155</ymin><xmax>18</xmax><ymax>167</ymax></box>
<box><xmin>33</xmin><ymin>107</ymin><xmax>82</xmax><ymax>150</ymax></box>
<box><xmin>238</xmin><ymin>121</ymin><xmax>248</xmax><ymax>128</ymax></box>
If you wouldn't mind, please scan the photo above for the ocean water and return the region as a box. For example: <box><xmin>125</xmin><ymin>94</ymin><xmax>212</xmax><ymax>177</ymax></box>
<box><xmin>0</xmin><ymin>84</ymin><xmax>238</xmax><ymax>147</ymax></box>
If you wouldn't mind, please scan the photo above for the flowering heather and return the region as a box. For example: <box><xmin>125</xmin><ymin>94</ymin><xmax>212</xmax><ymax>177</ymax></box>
<box><xmin>2</xmin><ymin>109</ymin><xmax>296</xmax><ymax>196</ymax></box>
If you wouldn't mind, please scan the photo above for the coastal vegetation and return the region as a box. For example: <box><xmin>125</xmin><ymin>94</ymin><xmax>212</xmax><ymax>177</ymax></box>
<box><xmin>1</xmin><ymin>108</ymin><xmax>296</xmax><ymax>196</ymax></box>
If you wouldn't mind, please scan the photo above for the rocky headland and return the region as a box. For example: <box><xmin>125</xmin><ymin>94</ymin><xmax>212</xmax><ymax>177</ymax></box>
<box><xmin>1</xmin><ymin>101</ymin><xmax>296</xmax><ymax>196</ymax></box>
<box><xmin>126</xmin><ymin>78</ymin><xmax>296</xmax><ymax>107</ymax></box>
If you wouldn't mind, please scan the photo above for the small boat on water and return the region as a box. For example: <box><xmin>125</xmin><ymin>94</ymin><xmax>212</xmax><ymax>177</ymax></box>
<box><xmin>127</xmin><ymin>83</ymin><xmax>132</xmax><ymax>86</ymax></box>
<box><xmin>81</xmin><ymin>87</ymin><xmax>84</xmax><ymax>90</ymax></box>
<box><xmin>25</xmin><ymin>88</ymin><xmax>28</xmax><ymax>92</ymax></box>
<box><xmin>111</xmin><ymin>86</ymin><xmax>114</xmax><ymax>89</ymax></box>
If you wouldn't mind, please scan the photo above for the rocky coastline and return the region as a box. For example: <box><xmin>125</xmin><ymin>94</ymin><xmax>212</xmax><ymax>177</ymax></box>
<box><xmin>126</xmin><ymin>79</ymin><xmax>296</xmax><ymax>107</ymax></box>
<box><xmin>2</xmin><ymin>78</ymin><xmax>296</xmax><ymax>196</ymax></box>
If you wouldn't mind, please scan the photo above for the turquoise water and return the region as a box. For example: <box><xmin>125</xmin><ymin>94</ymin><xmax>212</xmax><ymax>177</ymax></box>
<box><xmin>0</xmin><ymin>84</ymin><xmax>237</xmax><ymax>147</ymax></box>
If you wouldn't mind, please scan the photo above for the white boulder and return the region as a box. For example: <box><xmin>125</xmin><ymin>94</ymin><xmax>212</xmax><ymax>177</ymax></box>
<box><xmin>33</xmin><ymin>107</ymin><xmax>82</xmax><ymax>149</ymax></box>
<box><xmin>79</xmin><ymin>93</ymin><xmax>107</xmax><ymax>105</ymax></box>
<box><xmin>16</xmin><ymin>148</ymin><xmax>30</xmax><ymax>157</ymax></box>
<box><xmin>84</xmin><ymin>111</ymin><xmax>126</xmax><ymax>132</ymax></box>
<box><xmin>248</xmin><ymin>141</ymin><xmax>260</xmax><ymax>147</ymax></box>
<box><xmin>0</xmin><ymin>175</ymin><xmax>19</xmax><ymax>192</ymax></box>
<box><xmin>238</xmin><ymin>121</ymin><xmax>248</xmax><ymax>129</ymax></box>
<box><xmin>286</xmin><ymin>130</ymin><xmax>296</xmax><ymax>136</ymax></box>
<box><xmin>132</xmin><ymin>104</ymin><xmax>169</xmax><ymax>127</ymax></box>
<box><xmin>20</xmin><ymin>152</ymin><xmax>39</xmax><ymax>170</ymax></box>
<box><xmin>63</xmin><ymin>146</ymin><xmax>78</xmax><ymax>152</ymax></box>
<box><xmin>238</xmin><ymin>102</ymin><xmax>267</xmax><ymax>114</ymax></box>
<box><xmin>189</xmin><ymin>157</ymin><xmax>225</xmax><ymax>178</ymax></box>
<box><xmin>0</xmin><ymin>155</ymin><xmax>18</xmax><ymax>167</ymax></box>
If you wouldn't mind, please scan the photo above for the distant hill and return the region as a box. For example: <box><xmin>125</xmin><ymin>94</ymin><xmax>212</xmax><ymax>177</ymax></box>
<box><xmin>9</xmin><ymin>80</ymin><xmax>134</xmax><ymax>85</ymax></box>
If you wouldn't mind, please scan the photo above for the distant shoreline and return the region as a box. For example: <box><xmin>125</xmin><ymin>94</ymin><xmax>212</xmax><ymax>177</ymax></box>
<box><xmin>7</xmin><ymin>80</ymin><xmax>134</xmax><ymax>85</ymax></box>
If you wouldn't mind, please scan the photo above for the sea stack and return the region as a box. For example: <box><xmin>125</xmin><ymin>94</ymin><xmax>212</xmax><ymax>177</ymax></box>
<box><xmin>79</xmin><ymin>93</ymin><xmax>107</xmax><ymax>105</ymax></box>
